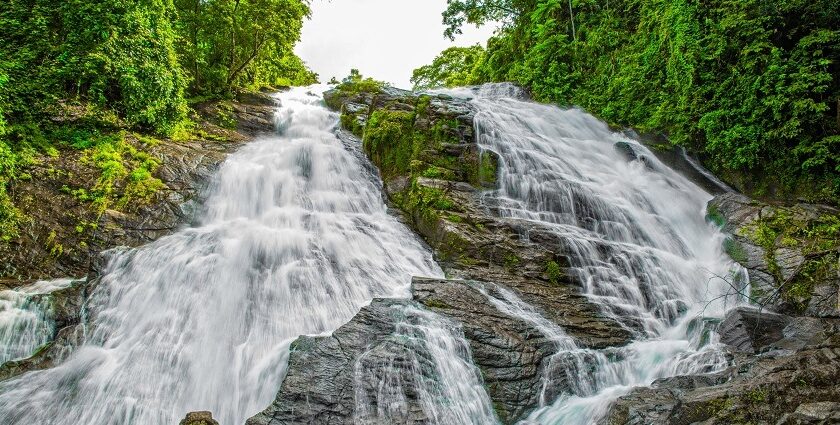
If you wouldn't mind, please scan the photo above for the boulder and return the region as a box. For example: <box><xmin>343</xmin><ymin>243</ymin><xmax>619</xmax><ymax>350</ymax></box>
<box><xmin>600</xmin><ymin>340</ymin><xmax>840</xmax><ymax>425</ymax></box>
<box><xmin>179</xmin><ymin>411</ymin><xmax>219</xmax><ymax>425</ymax></box>
<box><xmin>247</xmin><ymin>298</ymin><xmax>496</xmax><ymax>425</ymax></box>
<box><xmin>718</xmin><ymin>307</ymin><xmax>790</xmax><ymax>353</ymax></box>
<box><xmin>778</xmin><ymin>402</ymin><xmax>840</xmax><ymax>424</ymax></box>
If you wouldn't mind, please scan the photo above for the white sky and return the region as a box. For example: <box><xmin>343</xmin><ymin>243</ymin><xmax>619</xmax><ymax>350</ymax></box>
<box><xmin>296</xmin><ymin>0</ymin><xmax>496</xmax><ymax>89</ymax></box>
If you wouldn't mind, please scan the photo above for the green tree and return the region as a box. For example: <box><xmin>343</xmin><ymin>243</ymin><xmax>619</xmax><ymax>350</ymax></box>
<box><xmin>411</xmin><ymin>45</ymin><xmax>485</xmax><ymax>90</ymax></box>
<box><xmin>173</xmin><ymin>0</ymin><xmax>316</xmax><ymax>93</ymax></box>
<box><xmin>1</xmin><ymin>0</ymin><xmax>187</xmax><ymax>134</ymax></box>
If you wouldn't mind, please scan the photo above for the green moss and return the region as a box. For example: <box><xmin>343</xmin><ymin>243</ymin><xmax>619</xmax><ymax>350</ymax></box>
<box><xmin>421</xmin><ymin>165</ymin><xmax>456</xmax><ymax>180</ymax></box>
<box><xmin>363</xmin><ymin>110</ymin><xmax>416</xmax><ymax>179</ymax></box>
<box><xmin>723</xmin><ymin>237</ymin><xmax>748</xmax><ymax>263</ymax></box>
<box><xmin>545</xmin><ymin>260</ymin><xmax>563</xmax><ymax>285</ymax></box>
<box><xmin>706</xmin><ymin>204</ymin><xmax>726</xmax><ymax>227</ymax></box>
<box><xmin>425</xmin><ymin>299</ymin><xmax>450</xmax><ymax>309</ymax></box>
<box><xmin>504</xmin><ymin>253</ymin><xmax>520</xmax><ymax>270</ymax></box>
<box><xmin>439</xmin><ymin>229</ymin><xmax>471</xmax><ymax>263</ymax></box>
<box><xmin>744</xmin><ymin>387</ymin><xmax>767</xmax><ymax>404</ymax></box>
<box><xmin>446</xmin><ymin>213</ymin><xmax>463</xmax><ymax>223</ymax></box>
<box><xmin>477</xmin><ymin>151</ymin><xmax>498</xmax><ymax>186</ymax></box>
<box><xmin>46</xmin><ymin>230</ymin><xmax>63</xmax><ymax>257</ymax></box>
<box><xmin>742</xmin><ymin>208</ymin><xmax>839</xmax><ymax>310</ymax></box>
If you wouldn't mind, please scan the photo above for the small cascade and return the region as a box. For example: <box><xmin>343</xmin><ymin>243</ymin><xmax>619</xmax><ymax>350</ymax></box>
<box><xmin>440</xmin><ymin>83</ymin><xmax>745</xmax><ymax>424</ymax></box>
<box><xmin>353</xmin><ymin>304</ymin><xmax>497</xmax><ymax>424</ymax></box>
<box><xmin>0</xmin><ymin>278</ymin><xmax>76</xmax><ymax>364</ymax></box>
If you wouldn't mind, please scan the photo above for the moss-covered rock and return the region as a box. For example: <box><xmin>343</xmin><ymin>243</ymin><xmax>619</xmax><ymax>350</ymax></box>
<box><xmin>708</xmin><ymin>193</ymin><xmax>839</xmax><ymax>317</ymax></box>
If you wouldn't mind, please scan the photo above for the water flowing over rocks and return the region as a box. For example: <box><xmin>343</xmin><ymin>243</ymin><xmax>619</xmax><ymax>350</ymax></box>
<box><xmin>600</xmin><ymin>320</ymin><xmax>840</xmax><ymax>424</ymax></box>
<box><xmin>0</xmin><ymin>88</ymin><xmax>443</xmax><ymax>425</ymax></box>
<box><xmin>4</xmin><ymin>82</ymin><xmax>838</xmax><ymax>425</ymax></box>
<box><xmin>0</xmin><ymin>276</ymin><xmax>89</xmax><ymax>380</ymax></box>
<box><xmin>256</xmin><ymin>82</ymin><xmax>746</xmax><ymax>424</ymax></box>
<box><xmin>601</xmin><ymin>193</ymin><xmax>839</xmax><ymax>424</ymax></box>
<box><xmin>248</xmin><ymin>298</ymin><xmax>497</xmax><ymax>425</ymax></box>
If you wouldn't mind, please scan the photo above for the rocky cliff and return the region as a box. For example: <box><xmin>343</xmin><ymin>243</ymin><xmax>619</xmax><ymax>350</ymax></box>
<box><xmin>250</xmin><ymin>84</ymin><xmax>635</xmax><ymax>424</ymax></box>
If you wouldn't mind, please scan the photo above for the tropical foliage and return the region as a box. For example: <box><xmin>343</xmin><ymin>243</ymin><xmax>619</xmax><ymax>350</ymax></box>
<box><xmin>411</xmin><ymin>45</ymin><xmax>486</xmax><ymax>90</ymax></box>
<box><xmin>0</xmin><ymin>0</ymin><xmax>316</xmax><ymax>240</ymax></box>
<box><xmin>429</xmin><ymin>0</ymin><xmax>840</xmax><ymax>203</ymax></box>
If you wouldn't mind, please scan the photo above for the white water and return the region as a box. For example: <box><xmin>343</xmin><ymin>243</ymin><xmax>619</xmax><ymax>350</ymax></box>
<box><xmin>442</xmin><ymin>84</ymin><xmax>745</xmax><ymax>424</ymax></box>
<box><xmin>0</xmin><ymin>278</ymin><xmax>76</xmax><ymax>364</ymax></box>
<box><xmin>0</xmin><ymin>87</ymin><xmax>444</xmax><ymax>425</ymax></box>
<box><xmin>354</xmin><ymin>304</ymin><xmax>497</xmax><ymax>424</ymax></box>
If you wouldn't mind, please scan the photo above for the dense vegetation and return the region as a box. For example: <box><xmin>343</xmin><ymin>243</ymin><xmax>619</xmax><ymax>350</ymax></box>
<box><xmin>0</xmin><ymin>0</ymin><xmax>316</xmax><ymax>241</ymax></box>
<box><xmin>422</xmin><ymin>0</ymin><xmax>840</xmax><ymax>204</ymax></box>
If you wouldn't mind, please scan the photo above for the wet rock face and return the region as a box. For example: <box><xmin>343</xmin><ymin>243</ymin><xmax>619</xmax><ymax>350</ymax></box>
<box><xmin>0</xmin><ymin>248</ymin><xmax>122</xmax><ymax>381</ymax></box>
<box><xmin>0</xmin><ymin>277</ymin><xmax>91</xmax><ymax>381</ymax></box>
<box><xmin>324</xmin><ymin>83</ymin><xmax>630</xmax><ymax>350</ymax></box>
<box><xmin>601</xmin><ymin>319</ymin><xmax>840</xmax><ymax>425</ymax></box>
<box><xmin>179</xmin><ymin>411</ymin><xmax>219</xmax><ymax>425</ymax></box>
<box><xmin>249</xmin><ymin>83</ymin><xmax>634</xmax><ymax>424</ymax></box>
<box><xmin>708</xmin><ymin>193</ymin><xmax>839</xmax><ymax>316</ymax></box>
<box><xmin>718</xmin><ymin>307</ymin><xmax>790</xmax><ymax>353</ymax></box>
<box><xmin>412</xmin><ymin>278</ymin><xmax>556</xmax><ymax>422</ymax></box>
<box><xmin>251</xmin><ymin>277</ymin><xmax>610</xmax><ymax>425</ymax></box>
<box><xmin>248</xmin><ymin>298</ymin><xmax>493</xmax><ymax>425</ymax></box>
<box><xmin>247</xmin><ymin>300</ymin><xmax>411</xmax><ymax>425</ymax></box>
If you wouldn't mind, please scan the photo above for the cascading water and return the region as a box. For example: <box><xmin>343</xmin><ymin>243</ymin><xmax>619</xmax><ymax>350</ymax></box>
<box><xmin>442</xmin><ymin>84</ymin><xmax>745</xmax><ymax>424</ymax></box>
<box><xmin>0</xmin><ymin>278</ymin><xmax>77</xmax><ymax>364</ymax></box>
<box><xmin>0</xmin><ymin>87</ymin><xmax>444</xmax><ymax>425</ymax></box>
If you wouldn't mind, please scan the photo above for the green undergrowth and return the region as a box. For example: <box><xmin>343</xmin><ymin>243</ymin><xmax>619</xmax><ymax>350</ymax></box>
<box><xmin>545</xmin><ymin>260</ymin><xmax>563</xmax><ymax>285</ymax></box>
<box><xmin>67</xmin><ymin>130</ymin><xmax>165</xmax><ymax>216</ymax></box>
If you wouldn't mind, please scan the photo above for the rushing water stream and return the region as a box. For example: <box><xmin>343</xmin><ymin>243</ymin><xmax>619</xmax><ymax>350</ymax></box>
<box><xmin>445</xmin><ymin>84</ymin><xmax>744</xmax><ymax>423</ymax></box>
<box><xmin>0</xmin><ymin>87</ymin><xmax>442</xmax><ymax>425</ymax></box>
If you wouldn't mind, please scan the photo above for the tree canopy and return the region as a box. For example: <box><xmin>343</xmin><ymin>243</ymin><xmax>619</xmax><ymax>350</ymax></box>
<box><xmin>0</xmin><ymin>0</ymin><xmax>317</xmax><ymax>240</ymax></box>
<box><xmin>411</xmin><ymin>45</ymin><xmax>485</xmax><ymax>90</ymax></box>
<box><xmin>429</xmin><ymin>0</ymin><xmax>840</xmax><ymax>203</ymax></box>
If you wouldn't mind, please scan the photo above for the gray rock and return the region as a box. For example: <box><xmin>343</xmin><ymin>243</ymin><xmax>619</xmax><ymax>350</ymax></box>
<box><xmin>248</xmin><ymin>298</ymin><xmax>497</xmax><ymax>425</ymax></box>
<box><xmin>718</xmin><ymin>307</ymin><xmax>790</xmax><ymax>353</ymax></box>
<box><xmin>412</xmin><ymin>278</ymin><xmax>557</xmax><ymax>422</ymax></box>
<box><xmin>600</xmin><ymin>326</ymin><xmax>840</xmax><ymax>425</ymax></box>
<box><xmin>179</xmin><ymin>411</ymin><xmax>219</xmax><ymax>425</ymax></box>
<box><xmin>777</xmin><ymin>402</ymin><xmax>840</xmax><ymax>424</ymax></box>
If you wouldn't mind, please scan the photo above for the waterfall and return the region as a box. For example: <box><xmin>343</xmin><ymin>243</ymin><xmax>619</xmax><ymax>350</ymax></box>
<box><xmin>442</xmin><ymin>84</ymin><xmax>744</xmax><ymax>424</ymax></box>
<box><xmin>0</xmin><ymin>87</ymin><xmax>443</xmax><ymax>425</ymax></box>
<box><xmin>0</xmin><ymin>278</ymin><xmax>76</xmax><ymax>364</ymax></box>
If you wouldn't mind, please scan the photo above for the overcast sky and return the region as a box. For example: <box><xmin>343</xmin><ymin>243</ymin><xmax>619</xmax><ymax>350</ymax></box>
<box><xmin>296</xmin><ymin>0</ymin><xmax>496</xmax><ymax>89</ymax></box>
